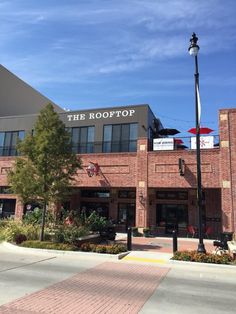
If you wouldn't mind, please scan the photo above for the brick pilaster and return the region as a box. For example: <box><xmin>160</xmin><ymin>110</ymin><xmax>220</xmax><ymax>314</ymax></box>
<box><xmin>219</xmin><ymin>109</ymin><xmax>236</xmax><ymax>232</ymax></box>
<box><xmin>136</xmin><ymin>138</ymin><xmax>149</xmax><ymax>227</ymax></box>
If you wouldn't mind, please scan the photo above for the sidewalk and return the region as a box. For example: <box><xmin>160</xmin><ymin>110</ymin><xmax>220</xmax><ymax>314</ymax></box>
<box><xmin>0</xmin><ymin>239</ymin><xmax>235</xmax><ymax>314</ymax></box>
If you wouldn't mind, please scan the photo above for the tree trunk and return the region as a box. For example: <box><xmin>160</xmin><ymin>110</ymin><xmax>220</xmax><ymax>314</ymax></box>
<box><xmin>40</xmin><ymin>201</ymin><xmax>47</xmax><ymax>241</ymax></box>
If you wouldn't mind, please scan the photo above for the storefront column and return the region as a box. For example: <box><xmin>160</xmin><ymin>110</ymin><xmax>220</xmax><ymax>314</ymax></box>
<box><xmin>219</xmin><ymin>110</ymin><xmax>236</xmax><ymax>233</ymax></box>
<box><xmin>136</xmin><ymin>138</ymin><xmax>149</xmax><ymax>228</ymax></box>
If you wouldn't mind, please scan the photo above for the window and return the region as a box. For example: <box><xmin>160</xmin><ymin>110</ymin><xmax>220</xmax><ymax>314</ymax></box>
<box><xmin>118</xmin><ymin>203</ymin><xmax>135</xmax><ymax>226</ymax></box>
<box><xmin>81</xmin><ymin>190</ymin><xmax>110</xmax><ymax>198</ymax></box>
<box><xmin>0</xmin><ymin>131</ymin><xmax>25</xmax><ymax>156</ymax></box>
<box><xmin>156</xmin><ymin>204</ymin><xmax>188</xmax><ymax>228</ymax></box>
<box><xmin>103</xmin><ymin>123</ymin><xmax>138</xmax><ymax>153</ymax></box>
<box><xmin>156</xmin><ymin>191</ymin><xmax>188</xmax><ymax>200</ymax></box>
<box><xmin>118</xmin><ymin>190</ymin><xmax>136</xmax><ymax>199</ymax></box>
<box><xmin>69</xmin><ymin>126</ymin><xmax>95</xmax><ymax>153</ymax></box>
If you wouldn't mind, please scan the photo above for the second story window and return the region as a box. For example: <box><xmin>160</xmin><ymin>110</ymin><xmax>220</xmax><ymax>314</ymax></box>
<box><xmin>0</xmin><ymin>131</ymin><xmax>25</xmax><ymax>156</ymax></box>
<box><xmin>103</xmin><ymin>123</ymin><xmax>138</xmax><ymax>153</ymax></box>
<box><xmin>70</xmin><ymin>126</ymin><xmax>95</xmax><ymax>154</ymax></box>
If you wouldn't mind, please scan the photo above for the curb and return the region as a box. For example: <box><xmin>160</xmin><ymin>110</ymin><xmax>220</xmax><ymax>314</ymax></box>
<box><xmin>2</xmin><ymin>242</ymin><xmax>130</xmax><ymax>260</ymax></box>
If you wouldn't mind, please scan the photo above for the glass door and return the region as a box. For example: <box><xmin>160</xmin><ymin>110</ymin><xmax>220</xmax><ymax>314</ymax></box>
<box><xmin>157</xmin><ymin>204</ymin><xmax>188</xmax><ymax>234</ymax></box>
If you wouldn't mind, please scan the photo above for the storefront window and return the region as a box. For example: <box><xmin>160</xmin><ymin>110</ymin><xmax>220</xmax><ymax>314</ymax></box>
<box><xmin>118</xmin><ymin>203</ymin><xmax>135</xmax><ymax>226</ymax></box>
<box><xmin>156</xmin><ymin>191</ymin><xmax>188</xmax><ymax>200</ymax></box>
<box><xmin>156</xmin><ymin>204</ymin><xmax>188</xmax><ymax>229</ymax></box>
<box><xmin>81</xmin><ymin>190</ymin><xmax>110</xmax><ymax>198</ymax></box>
<box><xmin>118</xmin><ymin>190</ymin><xmax>136</xmax><ymax>199</ymax></box>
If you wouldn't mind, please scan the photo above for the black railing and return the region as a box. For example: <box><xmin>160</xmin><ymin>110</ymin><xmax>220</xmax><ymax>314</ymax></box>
<box><xmin>0</xmin><ymin>136</ymin><xmax>219</xmax><ymax>156</ymax></box>
<box><xmin>151</xmin><ymin>135</ymin><xmax>219</xmax><ymax>151</ymax></box>
<box><xmin>0</xmin><ymin>146</ymin><xmax>20</xmax><ymax>157</ymax></box>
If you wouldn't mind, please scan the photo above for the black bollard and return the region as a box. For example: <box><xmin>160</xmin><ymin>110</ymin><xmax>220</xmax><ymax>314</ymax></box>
<box><xmin>127</xmin><ymin>227</ymin><xmax>132</xmax><ymax>251</ymax></box>
<box><xmin>172</xmin><ymin>229</ymin><xmax>178</xmax><ymax>253</ymax></box>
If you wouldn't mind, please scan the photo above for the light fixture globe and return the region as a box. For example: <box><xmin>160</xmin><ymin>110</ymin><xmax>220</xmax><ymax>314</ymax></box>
<box><xmin>188</xmin><ymin>32</ymin><xmax>200</xmax><ymax>56</ymax></box>
<box><xmin>189</xmin><ymin>45</ymin><xmax>199</xmax><ymax>56</ymax></box>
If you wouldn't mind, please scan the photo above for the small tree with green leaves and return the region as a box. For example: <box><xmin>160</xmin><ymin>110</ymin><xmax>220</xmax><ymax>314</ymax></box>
<box><xmin>8</xmin><ymin>103</ymin><xmax>82</xmax><ymax>240</ymax></box>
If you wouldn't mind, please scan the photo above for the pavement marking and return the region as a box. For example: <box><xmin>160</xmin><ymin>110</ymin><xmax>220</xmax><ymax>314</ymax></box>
<box><xmin>0</xmin><ymin>262</ymin><xmax>170</xmax><ymax>314</ymax></box>
<box><xmin>123</xmin><ymin>255</ymin><xmax>168</xmax><ymax>264</ymax></box>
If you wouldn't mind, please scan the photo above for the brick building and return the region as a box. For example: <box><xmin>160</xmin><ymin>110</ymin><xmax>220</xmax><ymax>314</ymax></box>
<box><xmin>0</xmin><ymin>65</ymin><xmax>235</xmax><ymax>236</ymax></box>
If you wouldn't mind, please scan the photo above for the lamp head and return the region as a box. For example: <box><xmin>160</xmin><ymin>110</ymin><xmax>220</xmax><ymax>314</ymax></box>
<box><xmin>188</xmin><ymin>32</ymin><xmax>200</xmax><ymax>56</ymax></box>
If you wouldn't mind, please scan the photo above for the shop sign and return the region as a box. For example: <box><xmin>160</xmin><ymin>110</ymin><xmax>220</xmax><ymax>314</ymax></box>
<box><xmin>191</xmin><ymin>136</ymin><xmax>214</xmax><ymax>149</ymax></box>
<box><xmin>153</xmin><ymin>138</ymin><xmax>174</xmax><ymax>151</ymax></box>
<box><xmin>67</xmin><ymin>109</ymin><xmax>135</xmax><ymax>121</ymax></box>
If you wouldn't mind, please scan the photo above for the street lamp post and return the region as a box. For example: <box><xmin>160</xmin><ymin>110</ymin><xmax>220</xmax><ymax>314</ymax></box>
<box><xmin>188</xmin><ymin>33</ymin><xmax>206</xmax><ymax>253</ymax></box>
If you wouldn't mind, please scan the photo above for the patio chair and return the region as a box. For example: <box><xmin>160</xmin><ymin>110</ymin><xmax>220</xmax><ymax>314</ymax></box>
<box><xmin>204</xmin><ymin>226</ymin><xmax>213</xmax><ymax>239</ymax></box>
<box><xmin>187</xmin><ymin>225</ymin><xmax>197</xmax><ymax>238</ymax></box>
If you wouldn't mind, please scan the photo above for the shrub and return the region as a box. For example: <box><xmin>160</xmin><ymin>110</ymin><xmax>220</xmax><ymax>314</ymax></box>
<box><xmin>0</xmin><ymin>218</ymin><xmax>42</xmax><ymax>242</ymax></box>
<box><xmin>132</xmin><ymin>227</ymin><xmax>142</xmax><ymax>237</ymax></box>
<box><xmin>2</xmin><ymin>219</ymin><xmax>26</xmax><ymax>242</ymax></box>
<box><xmin>85</xmin><ymin>211</ymin><xmax>107</xmax><ymax>232</ymax></box>
<box><xmin>52</xmin><ymin>225</ymin><xmax>90</xmax><ymax>244</ymax></box>
<box><xmin>106</xmin><ymin>244</ymin><xmax>127</xmax><ymax>254</ymax></box>
<box><xmin>143</xmin><ymin>228</ymin><xmax>151</xmax><ymax>237</ymax></box>
<box><xmin>20</xmin><ymin>240</ymin><xmax>78</xmax><ymax>251</ymax></box>
<box><xmin>23</xmin><ymin>207</ymin><xmax>53</xmax><ymax>226</ymax></box>
<box><xmin>172</xmin><ymin>250</ymin><xmax>233</xmax><ymax>264</ymax></box>
<box><xmin>15</xmin><ymin>233</ymin><xmax>27</xmax><ymax>244</ymax></box>
<box><xmin>80</xmin><ymin>243</ymin><xmax>127</xmax><ymax>254</ymax></box>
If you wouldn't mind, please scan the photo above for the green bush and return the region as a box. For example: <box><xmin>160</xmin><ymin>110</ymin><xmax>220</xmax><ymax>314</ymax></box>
<box><xmin>52</xmin><ymin>225</ymin><xmax>90</xmax><ymax>244</ymax></box>
<box><xmin>20</xmin><ymin>240</ymin><xmax>78</xmax><ymax>251</ymax></box>
<box><xmin>85</xmin><ymin>211</ymin><xmax>107</xmax><ymax>232</ymax></box>
<box><xmin>0</xmin><ymin>218</ymin><xmax>42</xmax><ymax>242</ymax></box>
<box><xmin>132</xmin><ymin>227</ymin><xmax>142</xmax><ymax>237</ymax></box>
<box><xmin>80</xmin><ymin>243</ymin><xmax>127</xmax><ymax>254</ymax></box>
<box><xmin>143</xmin><ymin>228</ymin><xmax>151</xmax><ymax>237</ymax></box>
<box><xmin>1</xmin><ymin>219</ymin><xmax>26</xmax><ymax>242</ymax></box>
<box><xmin>172</xmin><ymin>250</ymin><xmax>233</xmax><ymax>264</ymax></box>
<box><xmin>23</xmin><ymin>207</ymin><xmax>54</xmax><ymax>226</ymax></box>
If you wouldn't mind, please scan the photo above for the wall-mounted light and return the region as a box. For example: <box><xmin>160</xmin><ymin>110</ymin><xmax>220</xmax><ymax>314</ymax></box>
<box><xmin>178</xmin><ymin>158</ymin><xmax>185</xmax><ymax>176</ymax></box>
<box><xmin>139</xmin><ymin>191</ymin><xmax>145</xmax><ymax>204</ymax></box>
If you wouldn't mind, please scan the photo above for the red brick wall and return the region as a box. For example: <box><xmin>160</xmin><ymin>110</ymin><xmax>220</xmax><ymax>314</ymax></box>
<box><xmin>148</xmin><ymin>149</ymin><xmax>220</xmax><ymax>188</ymax></box>
<box><xmin>219</xmin><ymin>109</ymin><xmax>236</xmax><ymax>232</ymax></box>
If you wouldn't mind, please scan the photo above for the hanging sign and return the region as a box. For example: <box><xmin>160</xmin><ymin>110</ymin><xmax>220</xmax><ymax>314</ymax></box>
<box><xmin>153</xmin><ymin>138</ymin><xmax>174</xmax><ymax>151</ymax></box>
<box><xmin>191</xmin><ymin>136</ymin><xmax>214</xmax><ymax>149</ymax></box>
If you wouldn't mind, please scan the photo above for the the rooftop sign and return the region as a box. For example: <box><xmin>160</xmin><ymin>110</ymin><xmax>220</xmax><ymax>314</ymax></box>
<box><xmin>67</xmin><ymin>109</ymin><xmax>135</xmax><ymax>121</ymax></box>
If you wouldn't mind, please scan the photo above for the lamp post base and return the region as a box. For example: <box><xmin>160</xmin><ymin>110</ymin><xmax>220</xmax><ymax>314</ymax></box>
<box><xmin>197</xmin><ymin>243</ymin><xmax>206</xmax><ymax>254</ymax></box>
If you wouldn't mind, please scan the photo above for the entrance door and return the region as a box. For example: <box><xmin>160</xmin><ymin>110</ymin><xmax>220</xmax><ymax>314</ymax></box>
<box><xmin>156</xmin><ymin>204</ymin><xmax>188</xmax><ymax>234</ymax></box>
<box><xmin>118</xmin><ymin>203</ymin><xmax>135</xmax><ymax>230</ymax></box>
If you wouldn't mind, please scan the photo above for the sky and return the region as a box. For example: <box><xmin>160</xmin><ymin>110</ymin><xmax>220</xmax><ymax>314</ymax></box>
<box><xmin>0</xmin><ymin>0</ymin><xmax>236</xmax><ymax>137</ymax></box>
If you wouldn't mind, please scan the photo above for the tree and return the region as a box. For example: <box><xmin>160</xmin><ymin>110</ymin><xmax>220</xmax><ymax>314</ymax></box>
<box><xmin>8</xmin><ymin>103</ymin><xmax>82</xmax><ymax>240</ymax></box>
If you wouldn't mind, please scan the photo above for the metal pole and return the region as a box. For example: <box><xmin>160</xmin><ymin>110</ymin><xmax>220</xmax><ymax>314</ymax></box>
<box><xmin>194</xmin><ymin>54</ymin><xmax>206</xmax><ymax>254</ymax></box>
<box><xmin>172</xmin><ymin>229</ymin><xmax>178</xmax><ymax>253</ymax></box>
<box><xmin>127</xmin><ymin>227</ymin><xmax>132</xmax><ymax>251</ymax></box>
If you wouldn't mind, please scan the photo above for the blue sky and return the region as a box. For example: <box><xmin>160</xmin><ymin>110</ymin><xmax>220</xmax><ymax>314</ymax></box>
<box><xmin>1</xmin><ymin>0</ymin><xmax>236</xmax><ymax>136</ymax></box>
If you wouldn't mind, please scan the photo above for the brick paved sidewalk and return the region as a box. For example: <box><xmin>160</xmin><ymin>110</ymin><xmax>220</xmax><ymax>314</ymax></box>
<box><xmin>117</xmin><ymin>236</ymin><xmax>214</xmax><ymax>253</ymax></box>
<box><xmin>0</xmin><ymin>262</ymin><xmax>169</xmax><ymax>314</ymax></box>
